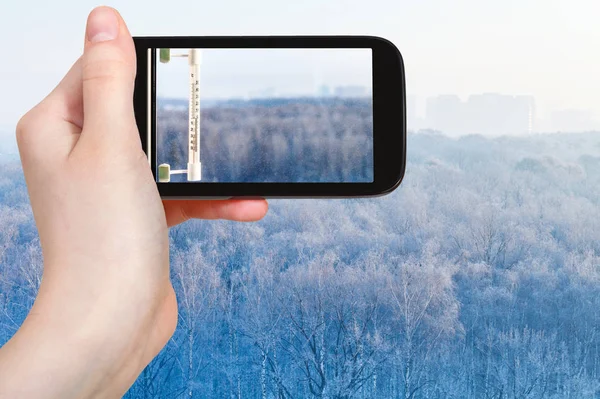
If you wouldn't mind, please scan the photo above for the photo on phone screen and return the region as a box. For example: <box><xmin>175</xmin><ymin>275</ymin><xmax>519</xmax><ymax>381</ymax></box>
<box><xmin>155</xmin><ymin>48</ymin><xmax>374</xmax><ymax>184</ymax></box>
<box><xmin>133</xmin><ymin>36</ymin><xmax>406</xmax><ymax>198</ymax></box>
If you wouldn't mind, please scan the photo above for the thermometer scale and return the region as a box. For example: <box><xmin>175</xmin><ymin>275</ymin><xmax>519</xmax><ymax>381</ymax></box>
<box><xmin>158</xmin><ymin>48</ymin><xmax>202</xmax><ymax>182</ymax></box>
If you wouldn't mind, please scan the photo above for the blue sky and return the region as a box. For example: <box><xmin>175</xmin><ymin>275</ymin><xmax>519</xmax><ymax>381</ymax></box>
<box><xmin>0</xmin><ymin>0</ymin><xmax>598</xmax><ymax>131</ymax></box>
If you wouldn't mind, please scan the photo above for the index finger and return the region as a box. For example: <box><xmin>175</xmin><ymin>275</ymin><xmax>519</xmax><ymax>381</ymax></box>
<box><xmin>163</xmin><ymin>199</ymin><xmax>269</xmax><ymax>227</ymax></box>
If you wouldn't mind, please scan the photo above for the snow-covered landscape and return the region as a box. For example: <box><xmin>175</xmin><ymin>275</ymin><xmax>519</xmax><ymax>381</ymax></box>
<box><xmin>2</xmin><ymin>128</ymin><xmax>600</xmax><ymax>397</ymax></box>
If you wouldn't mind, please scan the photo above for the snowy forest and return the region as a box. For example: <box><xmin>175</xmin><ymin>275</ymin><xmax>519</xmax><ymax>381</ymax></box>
<box><xmin>1</xmin><ymin>129</ymin><xmax>600</xmax><ymax>398</ymax></box>
<box><xmin>156</xmin><ymin>97</ymin><xmax>374</xmax><ymax>183</ymax></box>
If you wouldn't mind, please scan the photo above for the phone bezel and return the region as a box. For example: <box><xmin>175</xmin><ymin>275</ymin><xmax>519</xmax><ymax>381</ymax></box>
<box><xmin>133</xmin><ymin>36</ymin><xmax>406</xmax><ymax>198</ymax></box>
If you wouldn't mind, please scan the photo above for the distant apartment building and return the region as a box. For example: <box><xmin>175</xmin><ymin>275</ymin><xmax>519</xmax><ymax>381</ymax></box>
<box><xmin>426</xmin><ymin>93</ymin><xmax>535</xmax><ymax>135</ymax></box>
<box><xmin>426</xmin><ymin>95</ymin><xmax>464</xmax><ymax>134</ymax></box>
<box><xmin>334</xmin><ymin>85</ymin><xmax>368</xmax><ymax>98</ymax></box>
<box><xmin>248</xmin><ymin>87</ymin><xmax>278</xmax><ymax>99</ymax></box>
<box><xmin>318</xmin><ymin>85</ymin><xmax>332</xmax><ymax>97</ymax></box>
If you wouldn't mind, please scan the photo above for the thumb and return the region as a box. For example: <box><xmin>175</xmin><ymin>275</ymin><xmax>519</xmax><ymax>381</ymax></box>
<box><xmin>80</xmin><ymin>7</ymin><xmax>138</xmax><ymax>151</ymax></box>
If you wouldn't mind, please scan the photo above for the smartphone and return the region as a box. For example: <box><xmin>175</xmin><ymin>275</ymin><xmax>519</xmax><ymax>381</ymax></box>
<box><xmin>133</xmin><ymin>36</ymin><xmax>406</xmax><ymax>198</ymax></box>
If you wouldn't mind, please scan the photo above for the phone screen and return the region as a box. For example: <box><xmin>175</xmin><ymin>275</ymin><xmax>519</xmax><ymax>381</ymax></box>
<box><xmin>154</xmin><ymin>48</ymin><xmax>373</xmax><ymax>183</ymax></box>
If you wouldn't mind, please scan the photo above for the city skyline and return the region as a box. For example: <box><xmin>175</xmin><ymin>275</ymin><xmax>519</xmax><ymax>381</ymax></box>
<box><xmin>158</xmin><ymin>88</ymin><xmax>599</xmax><ymax>135</ymax></box>
<box><xmin>157</xmin><ymin>84</ymin><xmax>372</xmax><ymax>111</ymax></box>
<box><xmin>1</xmin><ymin>0</ymin><xmax>599</xmax><ymax>131</ymax></box>
<box><xmin>409</xmin><ymin>93</ymin><xmax>600</xmax><ymax>135</ymax></box>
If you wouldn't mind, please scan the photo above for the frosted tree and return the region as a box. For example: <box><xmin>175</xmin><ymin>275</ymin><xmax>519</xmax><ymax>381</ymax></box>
<box><xmin>385</xmin><ymin>243</ymin><xmax>462</xmax><ymax>399</ymax></box>
<box><xmin>172</xmin><ymin>243</ymin><xmax>223</xmax><ymax>398</ymax></box>
<box><xmin>236</xmin><ymin>253</ymin><xmax>291</xmax><ymax>399</ymax></box>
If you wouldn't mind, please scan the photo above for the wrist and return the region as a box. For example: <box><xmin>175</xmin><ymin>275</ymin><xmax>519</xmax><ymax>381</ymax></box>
<box><xmin>0</xmin><ymin>278</ymin><xmax>157</xmax><ymax>398</ymax></box>
<box><xmin>0</xmin><ymin>309</ymin><xmax>134</xmax><ymax>398</ymax></box>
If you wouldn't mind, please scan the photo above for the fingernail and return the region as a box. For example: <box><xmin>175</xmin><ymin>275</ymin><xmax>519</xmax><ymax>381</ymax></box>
<box><xmin>86</xmin><ymin>7</ymin><xmax>119</xmax><ymax>43</ymax></box>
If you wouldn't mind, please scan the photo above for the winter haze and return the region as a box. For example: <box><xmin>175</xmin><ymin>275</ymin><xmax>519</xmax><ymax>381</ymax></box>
<box><xmin>1</xmin><ymin>0</ymin><xmax>600</xmax><ymax>398</ymax></box>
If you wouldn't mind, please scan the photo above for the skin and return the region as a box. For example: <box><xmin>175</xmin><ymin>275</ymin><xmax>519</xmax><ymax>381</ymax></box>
<box><xmin>0</xmin><ymin>6</ymin><xmax>268</xmax><ymax>398</ymax></box>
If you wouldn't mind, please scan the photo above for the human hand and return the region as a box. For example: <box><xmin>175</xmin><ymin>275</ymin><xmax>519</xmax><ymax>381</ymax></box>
<box><xmin>0</xmin><ymin>6</ymin><xmax>267</xmax><ymax>398</ymax></box>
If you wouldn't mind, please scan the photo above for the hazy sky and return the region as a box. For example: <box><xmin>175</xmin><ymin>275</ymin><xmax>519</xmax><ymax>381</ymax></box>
<box><xmin>156</xmin><ymin>49</ymin><xmax>372</xmax><ymax>99</ymax></box>
<box><xmin>0</xmin><ymin>0</ymin><xmax>599</xmax><ymax>130</ymax></box>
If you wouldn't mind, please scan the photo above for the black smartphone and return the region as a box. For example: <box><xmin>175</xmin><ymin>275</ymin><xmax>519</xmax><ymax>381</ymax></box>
<box><xmin>133</xmin><ymin>36</ymin><xmax>406</xmax><ymax>198</ymax></box>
